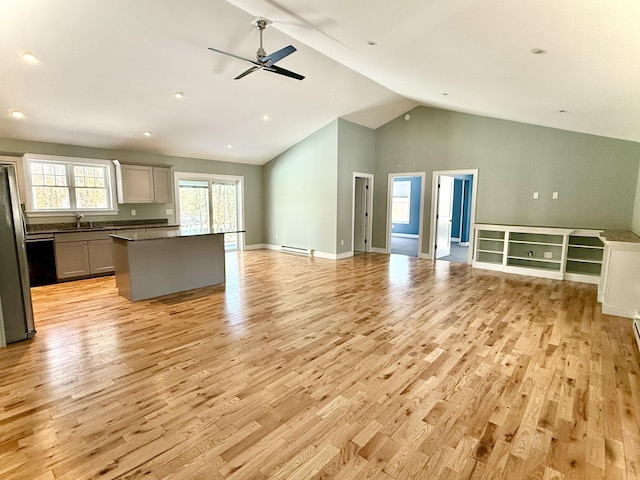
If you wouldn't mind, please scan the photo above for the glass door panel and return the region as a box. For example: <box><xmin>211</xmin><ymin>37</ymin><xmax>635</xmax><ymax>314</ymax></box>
<box><xmin>211</xmin><ymin>182</ymin><xmax>238</xmax><ymax>250</ymax></box>
<box><xmin>178</xmin><ymin>180</ymin><xmax>210</xmax><ymax>234</ymax></box>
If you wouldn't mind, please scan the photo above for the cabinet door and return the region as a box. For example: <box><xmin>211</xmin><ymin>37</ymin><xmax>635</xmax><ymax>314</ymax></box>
<box><xmin>121</xmin><ymin>165</ymin><xmax>153</xmax><ymax>203</ymax></box>
<box><xmin>88</xmin><ymin>239</ymin><xmax>115</xmax><ymax>274</ymax></box>
<box><xmin>55</xmin><ymin>241</ymin><xmax>90</xmax><ymax>279</ymax></box>
<box><xmin>152</xmin><ymin>167</ymin><xmax>172</xmax><ymax>203</ymax></box>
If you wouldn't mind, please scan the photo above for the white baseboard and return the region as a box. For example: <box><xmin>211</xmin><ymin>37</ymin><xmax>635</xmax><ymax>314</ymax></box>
<box><xmin>371</xmin><ymin>247</ymin><xmax>387</xmax><ymax>254</ymax></box>
<box><xmin>391</xmin><ymin>233</ymin><xmax>419</xmax><ymax>238</ymax></box>
<box><xmin>418</xmin><ymin>252</ymin><xmax>432</xmax><ymax>259</ymax></box>
<box><xmin>451</xmin><ymin>237</ymin><xmax>460</xmax><ymax>242</ymax></box>
<box><xmin>244</xmin><ymin>243</ymin><xmax>267</xmax><ymax>251</ymax></box>
<box><xmin>459</xmin><ymin>242</ymin><xmax>469</xmax><ymax>247</ymax></box>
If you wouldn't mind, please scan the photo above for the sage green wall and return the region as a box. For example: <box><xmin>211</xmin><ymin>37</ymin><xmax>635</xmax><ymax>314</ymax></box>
<box><xmin>263</xmin><ymin>121</ymin><xmax>338</xmax><ymax>254</ymax></box>
<box><xmin>336</xmin><ymin>119</ymin><xmax>375</xmax><ymax>254</ymax></box>
<box><xmin>0</xmin><ymin>137</ymin><xmax>264</xmax><ymax>246</ymax></box>
<box><xmin>633</xmin><ymin>170</ymin><xmax>640</xmax><ymax>236</ymax></box>
<box><xmin>374</xmin><ymin>107</ymin><xmax>640</xmax><ymax>254</ymax></box>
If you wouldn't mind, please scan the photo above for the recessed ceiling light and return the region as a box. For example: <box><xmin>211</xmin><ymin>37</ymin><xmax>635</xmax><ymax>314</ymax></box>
<box><xmin>531</xmin><ymin>48</ymin><xmax>547</xmax><ymax>55</ymax></box>
<box><xmin>226</xmin><ymin>144</ymin><xmax>233</xmax><ymax>149</ymax></box>
<box><xmin>21</xmin><ymin>52</ymin><xmax>38</xmax><ymax>63</ymax></box>
<box><xmin>442</xmin><ymin>92</ymin><xmax>449</xmax><ymax>96</ymax></box>
<box><xmin>10</xmin><ymin>110</ymin><xmax>25</xmax><ymax>119</ymax></box>
<box><xmin>143</xmin><ymin>131</ymin><xmax>152</xmax><ymax>137</ymax></box>
<box><xmin>262</xmin><ymin>114</ymin><xmax>271</xmax><ymax>121</ymax></box>
<box><xmin>174</xmin><ymin>92</ymin><xmax>184</xmax><ymax>99</ymax></box>
<box><xmin>366</xmin><ymin>40</ymin><xmax>377</xmax><ymax>46</ymax></box>
<box><xmin>558</xmin><ymin>109</ymin><xmax>568</xmax><ymax>113</ymax></box>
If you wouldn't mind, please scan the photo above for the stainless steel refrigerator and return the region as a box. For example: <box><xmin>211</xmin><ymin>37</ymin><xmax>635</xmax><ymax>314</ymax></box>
<box><xmin>0</xmin><ymin>165</ymin><xmax>36</xmax><ymax>345</ymax></box>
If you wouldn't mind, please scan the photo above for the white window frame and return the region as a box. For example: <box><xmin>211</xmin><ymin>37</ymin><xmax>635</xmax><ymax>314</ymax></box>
<box><xmin>392</xmin><ymin>180</ymin><xmax>412</xmax><ymax>225</ymax></box>
<box><xmin>22</xmin><ymin>153</ymin><xmax>118</xmax><ymax>216</ymax></box>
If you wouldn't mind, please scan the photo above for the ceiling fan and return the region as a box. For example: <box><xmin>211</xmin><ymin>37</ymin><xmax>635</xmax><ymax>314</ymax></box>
<box><xmin>208</xmin><ymin>19</ymin><xmax>305</xmax><ymax>81</ymax></box>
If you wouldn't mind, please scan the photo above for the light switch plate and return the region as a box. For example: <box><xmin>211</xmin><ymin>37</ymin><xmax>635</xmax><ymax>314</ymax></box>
<box><xmin>552</xmin><ymin>192</ymin><xmax>559</xmax><ymax>199</ymax></box>
<box><xmin>533</xmin><ymin>192</ymin><xmax>539</xmax><ymax>199</ymax></box>
<box><xmin>131</xmin><ymin>209</ymin><xmax>136</xmax><ymax>216</ymax></box>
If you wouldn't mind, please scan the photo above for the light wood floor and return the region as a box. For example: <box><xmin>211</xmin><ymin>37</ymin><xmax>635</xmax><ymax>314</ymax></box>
<box><xmin>1</xmin><ymin>250</ymin><xmax>639</xmax><ymax>479</ymax></box>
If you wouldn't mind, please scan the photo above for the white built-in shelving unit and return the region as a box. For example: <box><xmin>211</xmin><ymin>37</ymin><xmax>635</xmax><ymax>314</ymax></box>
<box><xmin>473</xmin><ymin>224</ymin><xmax>603</xmax><ymax>284</ymax></box>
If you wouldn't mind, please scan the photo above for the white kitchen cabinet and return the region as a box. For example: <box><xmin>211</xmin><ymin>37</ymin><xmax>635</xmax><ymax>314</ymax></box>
<box><xmin>115</xmin><ymin>162</ymin><xmax>172</xmax><ymax>204</ymax></box>
<box><xmin>599</xmin><ymin>231</ymin><xmax>640</xmax><ymax>318</ymax></box>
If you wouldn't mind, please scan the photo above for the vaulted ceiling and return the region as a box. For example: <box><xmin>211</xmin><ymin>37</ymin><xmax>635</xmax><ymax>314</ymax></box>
<box><xmin>1</xmin><ymin>0</ymin><xmax>638</xmax><ymax>165</ymax></box>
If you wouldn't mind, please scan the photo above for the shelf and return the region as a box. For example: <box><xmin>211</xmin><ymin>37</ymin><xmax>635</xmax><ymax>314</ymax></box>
<box><xmin>568</xmin><ymin>244</ymin><xmax>604</xmax><ymax>250</ymax></box>
<box><xmin>507</xmin><ymin>255</ymin><xmax>561</xmax><ymax>264</ymax></box>
<box><xmin>478</xmin><ymin>249</ymin><xmax>503</xmax><ymax>254</ymax></box>
<box><xmin>509</xmin><ymin>240</ymin><xmax>563</xmax><ymax>247</ymax></box>
<box><xmin>566</xmin><ymin>257</ymin><xmax>602</xmax><ymax>264</ymax></box>
<box><xmin>568</xmin><ymin>235</ymin><xmax>604</xmax><ymax>248</ymax></box>
<box><xmin>507</xmin><ymin>258</ymin><xmax>562</xmax><ymax>271</ymax></box>
<box><xmin>478</xmin><ymin>237</ymin><xmax>504</xmax><ymax>242</ymax></box>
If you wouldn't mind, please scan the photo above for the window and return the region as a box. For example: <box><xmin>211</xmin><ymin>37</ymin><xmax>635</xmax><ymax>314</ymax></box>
<box><xmin>23</xmin><ymin>154</ymin><xmax>117</xmax><ymax>214</ymax></box>
<box><xmin>392</xmin><ymin>180</ymin><xmax>411</xmax><ymax>224</ymax></box>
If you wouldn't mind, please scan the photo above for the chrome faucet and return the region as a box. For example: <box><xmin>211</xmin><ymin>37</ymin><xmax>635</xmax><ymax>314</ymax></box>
<box><xmin>74</xmin><ymin>213</ymin><xmax>84</xmax><ymax>229</ymax></box>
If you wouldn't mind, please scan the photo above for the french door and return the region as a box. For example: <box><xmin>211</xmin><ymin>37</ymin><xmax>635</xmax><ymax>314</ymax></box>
<box><xmin>176</xmin><ymin>174</ymin><xmax>243</xmax><ymax>251</ymax></box>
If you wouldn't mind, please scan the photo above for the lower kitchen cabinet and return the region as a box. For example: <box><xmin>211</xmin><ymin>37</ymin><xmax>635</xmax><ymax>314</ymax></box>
<box><xmin>54</xmin><ymin>231</ymin><xmax>116</xmax><ymax>280</ymax></box>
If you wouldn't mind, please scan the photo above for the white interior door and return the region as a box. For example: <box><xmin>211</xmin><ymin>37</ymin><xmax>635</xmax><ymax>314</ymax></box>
<box><xmin>435</xmin><ymin>175</ymin><xmax>454</xmax><ymax>258</ymax></box>
<box><xmin>353</xmin><ymin>177</ymin><xmax>367</xmax><ymax>252</ymax></box>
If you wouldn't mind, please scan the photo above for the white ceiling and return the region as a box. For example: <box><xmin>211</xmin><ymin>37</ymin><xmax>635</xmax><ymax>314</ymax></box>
<box><xmin>1</xmin><ymin>0</ymin><xmax>639</xmax><ymax>165</ymax></box>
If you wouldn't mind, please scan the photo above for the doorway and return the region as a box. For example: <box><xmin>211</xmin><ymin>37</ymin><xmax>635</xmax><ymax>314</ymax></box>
<box><xmin>386</xmin><ymin>172</ymin><xmax>426</xmax><ymax>257</ymax></box>
<box><xmin>175</xmin><ymin>172</ymin><xmax>244</xmax><ymax>251</ymax></box>
<box><xmin>352</xmin><ymin>172</ymin><xmax>373</xmax><ymax>255</ymax></box>
<box><xmin>429</xmin><ymin>169</ymin><xmax>478</xmax><ymax>263</ymax></box>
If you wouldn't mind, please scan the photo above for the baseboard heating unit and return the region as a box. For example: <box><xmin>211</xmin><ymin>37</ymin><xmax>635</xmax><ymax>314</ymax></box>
<box><xmin>634</xmin><ymin>311</ymin><xmax>640</xmax><ymax>354</ymax></box>
<box><xmin>280</xmin><ymin>245</ymin><xmax>313</xmax><ymax>256</ymax></box>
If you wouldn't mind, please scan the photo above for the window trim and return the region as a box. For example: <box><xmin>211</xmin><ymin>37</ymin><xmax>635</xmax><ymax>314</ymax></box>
<box><xmin>23</xmin><ymin>153</ymin><xmax>118</xmax><ymax>216</ymax></box>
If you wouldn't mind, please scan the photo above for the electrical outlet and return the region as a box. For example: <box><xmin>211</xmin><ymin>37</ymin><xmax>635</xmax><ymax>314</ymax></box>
<box><xmin>552</xmin><ymin>192</ymin><xmax>559</xmax><ymax>199</ymax></box>
<box><xmin>275</xmin><ymin>234</ymin><xmax>278</xmax><ymax>240</ymax></box>
<box><xmin>544</xmin><ymin>251</ymin><xmax>553</xmax><ymax>259</ymax></box>
<box><xmin>533</xmin><ymin>192</ymin><xmax>539</xmax><ymax>199</ymax></box>
<box><xmin>341</xmin><ymin>240</ymin><xmax>344</xmax><ymax>246</ymax></box>
<box><xmin>131</xmin><ymin>209</ymin><xmax>136</xmax><ymax>216</ymax></box>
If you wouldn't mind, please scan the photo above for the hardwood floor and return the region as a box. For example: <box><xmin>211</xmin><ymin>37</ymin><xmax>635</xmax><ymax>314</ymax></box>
<box><xmin>1</xmin><ymin>250</ymin><xmax>639</xmax><ymax>479</ymax></box>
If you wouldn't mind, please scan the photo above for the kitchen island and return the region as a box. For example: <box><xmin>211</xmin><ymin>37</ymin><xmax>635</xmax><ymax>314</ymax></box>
<box><xmin>111</xmin><ymin>229</ymin><xmax>237</xmax><ymax>301</ymax></box>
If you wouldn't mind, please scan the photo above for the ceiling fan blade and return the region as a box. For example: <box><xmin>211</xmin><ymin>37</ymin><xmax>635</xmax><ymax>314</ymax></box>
<box><xmin>208</xmin><ymin>47</ymin><xmax>259</xmax><ymax>65</ymax></box>
<box><xmin>265</xmin><ymin>65</ymin><xmax>305</xmax><ymax>81</ymax></box>
<box><xmin>262</xmin><ymin>45</ymin><xmax>296</xmax><ymax>65</ymax></box>
<box><xmin>234</xmin><ymin>66</ymin><xmax>260</xmax><ymax>80</ymax></box>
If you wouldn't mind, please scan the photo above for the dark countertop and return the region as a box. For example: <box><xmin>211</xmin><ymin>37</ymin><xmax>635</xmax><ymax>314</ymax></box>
<box><xmin>600</xmin><ymin>230</ymin><xmax>640</xmax><ymax>244</ymax></box>
<box><xmin>111</xmin><ymin>228</ymin><xmax>244</xmax><ymax>242</ymax></box>
<box><xmin>26</xmin><ymin>220</ymin><xmax>179</xmax><ymax>236</ymax></box>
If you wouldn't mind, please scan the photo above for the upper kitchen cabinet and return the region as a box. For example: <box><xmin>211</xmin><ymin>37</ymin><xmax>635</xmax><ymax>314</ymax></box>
<box><xmin>114</xmin><ymin>161</ymin><xmax>172</xmax><ymax>204</ymax></box>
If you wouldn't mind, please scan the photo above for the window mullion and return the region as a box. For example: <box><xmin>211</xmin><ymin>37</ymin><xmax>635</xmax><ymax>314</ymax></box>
<box><xmin>68</xmin><ymin>163</ymin><xmax>77</xmax><ymax>210</ymax></box>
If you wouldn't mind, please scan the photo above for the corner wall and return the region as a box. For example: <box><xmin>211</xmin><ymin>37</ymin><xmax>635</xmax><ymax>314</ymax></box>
<box><xmin>633</xmin><ymin>169</ymin><xmax>640</xmax><ymax>236</ymax></box>
<box><xmin>374</xmin><ymin>107</ymin><xmax>640</xmax><ymax>254</ymax></box>
<box><xmin>263</xmin><ymin>121</ymin><xmax>339</xmax><ymax>255</ymax></box>
<box><xmin>336</xmin><ymin>119</ymin><xmax>375</xmax><ymax>254</ymax></box>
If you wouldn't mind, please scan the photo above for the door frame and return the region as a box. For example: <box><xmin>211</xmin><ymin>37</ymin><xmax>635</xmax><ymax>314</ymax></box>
<box><xmin>174</xmin><ymin>171</ymin><xmax>245</xmax><ymax>251</ymax></box>
<box><xmin>429</xmin><ymin>169</ymin><xmax>479</xmax><ymax>262</ymax></box>
<box><xmin>385</xmin><ymin>172</ymin><xmax>426</xmax><ymax>256</ymax></box>
<box><xmin>351</xmin><ymin>172</ymin><xmax>374</xmax><ymax>255</ymax></box>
